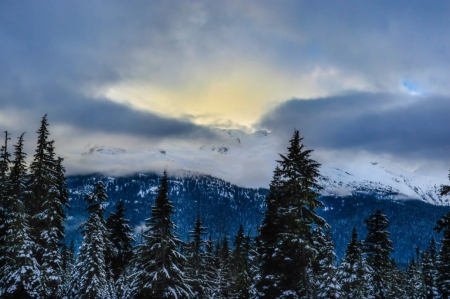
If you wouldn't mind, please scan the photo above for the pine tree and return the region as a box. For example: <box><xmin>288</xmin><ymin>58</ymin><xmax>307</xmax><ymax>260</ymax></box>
<box><xmin>0</xmin><ymin>131</ymin><xmax>11</xmax><ymax>271</ymax></box>
<box><xmin>434</xmin><ymin>211</ymin><xmax>450</xmax><ymax>298</ymax></box>
<box><xmin>211</xmin><ymin>236</ymin><xmax>233</xmax><ymax>299</ymax></box>
<box><xmin>106</xmin><ymin>200</ymin><xmax>135</xmax><ymax>282</ymax></box>
<box><xmin>0</xmin><ymin>133</ymin><xmax>43</xmax><ymax>298</ymax></box>
<box><xmin>230</xmin><ymin>225</ymin><xmax>255</xmax><ymax>299</ymax></box>
<box><xmin>311</xmin><ymin>228</ymin><xmax>341</xmax><ymax>299</ymax></box>
<box><xmin>60</xmin><ymin>240</ymin><xmax>75</xmax><ymax>298</ymax></box>
<box><xmin>185</xmin><ymin>216</ymin><xmax>214</xmax><ymax>298</ymax></box>
<box><xmin>70</xmin><ymin>181</ymin><xmax>115</xmax><ymax>299</ymax></box>
<box><xmin>386</xmin><ymin>262</ymin><xmax>407</xmax><ymax>299</ymax></box>
<box><xmin>131</xmin><ymin>170</ymin><xmax>192</xmax><ymax>298</ymax></box>
<box><xmin>255</xmin><ymin>166</ymin><xmax>284</xmax><ymax>298</ymax></box>
<box><xmin>39</xmin><ymin>154</ymin><xmax>69</xmax><ymax>298</ymax></box>
<box><xmin>24</xmin><ymin>115</ymin><xmax>69</xmax><ymax>297</ymax></box>
<box><xmin>422</xmin><ymin>237</ymin><xmax>438</xmax><ymax>299</ymax></box>
<box><xmin>406</xmin><ymin>258</ymin><xmax>423</xmax><ymax>298</ymax></box>
<box><xmin>257</xmin><ymin>129</ymin><xmax>327</xmax><ymax>298</ymax></box>
<box><xmin>364</xmin><ymin>210</ymin><xmax>394</xmax><ymax>299</ymax></box>
<box><xmin>338</xmin><ymin>226</ymin><xmax>374</xmax><ymax>299</ymax></box>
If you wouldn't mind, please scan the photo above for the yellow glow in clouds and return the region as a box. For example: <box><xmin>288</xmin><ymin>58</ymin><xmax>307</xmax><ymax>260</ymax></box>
<box><xmin>102</xmin><ymin>63</ymin><xmax>360</xmax><ymax>129</ymax></box>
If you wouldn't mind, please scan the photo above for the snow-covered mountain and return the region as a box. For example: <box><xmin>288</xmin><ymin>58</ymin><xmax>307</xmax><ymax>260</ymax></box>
<box><xmin>319</xmin><ymin>160</ymin><xmax>449</xmax><ymax>205</ymax></box>
<box><xmin>79</xmin><ymin>129</ymin><xmax>450</xmax><ymax>205</ymax></box>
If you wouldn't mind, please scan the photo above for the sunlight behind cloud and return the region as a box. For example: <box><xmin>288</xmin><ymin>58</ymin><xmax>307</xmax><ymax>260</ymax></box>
<box><xmin>102</xmin><ymin>63</ymin><xmax>372</xmax><ymax>130</ymax></box>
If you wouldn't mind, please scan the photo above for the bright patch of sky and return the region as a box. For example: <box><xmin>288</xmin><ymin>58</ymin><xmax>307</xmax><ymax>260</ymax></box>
<box><xmin>402</xmin><ymin>80</ymin><xmax>422</xmax><ymax>95</ymax></box>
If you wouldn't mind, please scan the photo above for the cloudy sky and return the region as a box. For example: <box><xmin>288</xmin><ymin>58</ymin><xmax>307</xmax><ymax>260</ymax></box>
<box><xmin>1</xmin><ymin>1</ymin><xmax>450</xmax><ymax>185</ymax></box>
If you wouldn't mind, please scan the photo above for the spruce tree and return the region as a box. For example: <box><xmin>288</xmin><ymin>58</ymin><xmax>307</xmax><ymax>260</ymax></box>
<box><xmin>386</xmin><ymin>262</ymin><xmax>407</xmax><ymax>299</ymax></box>
<box><xmin>338</xmin><ymin>226</ymin><xmax>374</xmax><ymax>299</ymax></box>
<box><xmin>70</xmin><ymin>181</ymin><xmax>115</xmax><ymax>299</ymax></box>
<box><xmin>210</xmin><ymin>236</ymin><xmax>233</xmax><ymax>299</ymax></box>
<box><xmin>185</xmin><ymin>216</ymin><xmax>214</xmax><ymax>298</ymax></box>
<box><xmin>255</xmin><ymin>166</ymin><xmax>284</xmax><ymax>298</ymax></box>
<box><xmin>230</xmin><ymin>225</ymin><xmax>255</xmax><ymax>299</ymax></box>
<box><xmin>422</xmin><ymin>237</ymin><xmax>438</xmax><ymax>299</ymax></box>
<box><xmin>39</xmin><ymin>154</ymin><xmax>69</xmax><ymax>298</ymax></box>
<box><xmin>60</xmin><ymin>241</ymin><xmax>75</xmax><ymax>299</ymax></box>
<box><xmin>406</xmin><ymin>258</ymin><xmax>423</xmax><ymax>298</ymax></box>
<box><xmin>0</xmin><ymin>131</ymin><xmax>11</xmax><ymax>271</ymax></box>
<box><xmin>311</xmin><ymin>228</ymin><xmax>341</xmax><ymax>299</ymax></box>
<box><xmin>131</xmin><ymin>170</ymin><xmax>192</xmax><ymax>298</ymax></box>
<box><xmin>434</xmin><ymin>211</ymin><xmax>450</xmax><ymax>298</ymax></box>
<box><xmin>0</xmin><ymin>133</ymin><xmax>43</xmax><ymax>298</ymax></box>
<box><xmin>257</xmin><ymin>129</ymin><xmax>327</xmax><ymax>298</ymax></box>
<box><xmin>364</xmin><ymin>210</ymin><xmax>394</xmax><ymax>299</ymax></box>
<box><xmin>25</xmin><ymin>115</ymin><xmax>69</xmax><ymax>298</ymax></box>
<box><xmin>106</xmin><ymin>200</ymin><xmax>135</xmax><ymax>282</ymax></box>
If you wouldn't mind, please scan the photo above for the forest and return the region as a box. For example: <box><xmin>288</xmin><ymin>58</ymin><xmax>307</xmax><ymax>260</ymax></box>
<box><xmin>1</xmin><ymin>116</ymin><xmax>450</xmax><ymax>299</ymax></box>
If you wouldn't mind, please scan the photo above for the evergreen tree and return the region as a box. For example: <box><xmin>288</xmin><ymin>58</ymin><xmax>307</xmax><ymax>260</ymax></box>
<box><xmin>311</xmin><ymin>228</ymin><xmax>341</xmax><ymax>299</ymax></box>
<box><xmin>255</xmin><ymin>166</ymin><xmax>284</xmax><ymax>298</ymax></box>
<box><xmin>131</xmin><ymin>170</ymin><xmax>192</xmax><ymax>298</ymax></box>
<box><xmin>364</xmin><ymin>210</ymin><xmax>394</xmax><ymax>299</ymax></box>
<box><xmin>185</xmin><ymin>216</ymin><xmax>214</xmax><ymax>298</ymax></box>
<box><xmin>422</xmin><ymin>237</ymin><xmax>438</xmax><ymax>299</ymax></box>
<box><xmin>211</xmin><ymin>236</ymin><xmax>233</xmax><ymax>299</ymax></box>
<box><xmin>386</xmin><ymin>262</ymin><xmax>407</xmax><ymax>299</ymax></box>
<box><xmin>106</xmin><ymin>200</ymin><xmax>135</xmax><ymax>282</ymax></box>
<box><xmin>70</xmin><ymin>181</ymin><xmax>114</xmax><ymax>299</ymax></box>
<box><xmin>0</xmin><ymin>133</ymin><xmax>43</xmax><ymax>298</ymax></box>
<box><xmin>230</xmin><ymin>225</ymin><xmax>255</xmax><ymax>299</ymax></box>
<box><xmin>39</xmin><ymin>154</ymin><xmax>69</xmax><ymax>298</ymax></box>
<box><xmin>0</xmin><ymin>131</ymin><xmax>11</xmax><ymax>270</ymax></box>
<box><xmin>24</xmin><ymin>115</ymin><xmax>69</xmax><ymax>297</ymax></box>
<box><xmin>60</xmin><ymin>241</ymin><xmax>75</xmax><ymax>299</ymax></box>
<box><xmin>406</xmin><ymin>258</ymin><xmax>423</xmax><ymax>299</ymax></box>
<box><xmin>434</xmin><ymin>211</ymin><xmax>450</xmax><ymax>298</ymax></box>
<box><xmin>256</xmin><ymin>129</ymin><xmax>327</xmax><ymax>298</ymax></box>
<box><xmin>338</xmin><ymin>227</ymin><xmax>374</xmax><ymax>299</ymax></box>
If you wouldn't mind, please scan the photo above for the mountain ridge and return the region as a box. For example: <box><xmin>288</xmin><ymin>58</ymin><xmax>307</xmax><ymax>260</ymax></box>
<box><xmin>79</xmin><ymin>128</ymin><xmax>450</xmax><ymax>206</ymax></box>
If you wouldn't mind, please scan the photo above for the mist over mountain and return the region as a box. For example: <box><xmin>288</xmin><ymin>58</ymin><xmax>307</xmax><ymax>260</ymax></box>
<box><xmin>79</xmin><ymin>129</ymin><xmax>450</xmax><ymax>206</ymax></box>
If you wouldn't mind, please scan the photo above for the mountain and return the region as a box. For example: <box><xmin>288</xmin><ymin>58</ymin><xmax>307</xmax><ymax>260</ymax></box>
<box><xmin>65</xmin><ymin>171</ymin><xmax>450</xmax><ymax>267</ymax></box>
<box><xmin>80</xmin><ymin>129</ymin><xmax>450</xmax><ymax>205</ymax></box>
<box><xmin>65</xmin><ymin>172</ymin><xmax>268</xmax><ymax>250</ymax></box>
<box><xmin>319</xmin><ymin>159</ymin><xmax>449</xmax><ymax>205</ymax></box>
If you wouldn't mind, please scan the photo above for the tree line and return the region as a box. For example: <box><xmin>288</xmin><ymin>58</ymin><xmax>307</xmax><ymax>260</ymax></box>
<box><xmin>2</xmin><ymin>117</ymin><xmax>450</xmax><ymax>298</ymax></box>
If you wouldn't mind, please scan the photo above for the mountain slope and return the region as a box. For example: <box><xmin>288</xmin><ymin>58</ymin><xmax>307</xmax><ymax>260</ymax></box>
<box><xmin>65</xmin><ymin>172</ymin><xmax>450</xmax><ymax>267</ymax></box>
<box><xmin>79</xmin><ymin>129</ymin><xmax>450</xmax><ymax>205</ymax></box>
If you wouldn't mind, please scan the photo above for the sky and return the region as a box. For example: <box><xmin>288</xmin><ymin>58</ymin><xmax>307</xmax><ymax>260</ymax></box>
<box><xmin>2</xmin><ymin>1</ymin><xmax>450</xmax><ymax>186</ymax></box>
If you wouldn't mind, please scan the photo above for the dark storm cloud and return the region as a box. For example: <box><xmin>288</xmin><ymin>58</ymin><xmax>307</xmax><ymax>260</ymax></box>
<box><xmin>0</xmin><ymin>1</ymin><xmax>218</xmax><ymax>140</ymax></box>
<box><xmin>259</xmin><ymin>93</ymin><xmax>450</xmax><ymax>160</ymax></box>
<box><xmin>2</xmin><ymin>1</ymin><xmax>450</xmax><ymax>145</ymax></box>
<box><xmin>0</xmin><ymin>85</ymin><xmax>215</xmax><ymax>140</ymax></box>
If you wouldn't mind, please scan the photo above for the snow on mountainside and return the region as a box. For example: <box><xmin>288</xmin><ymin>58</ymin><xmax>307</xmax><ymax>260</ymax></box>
<box><xmin>319</xmin><ymin>160</ymin><xmax>449</xmax><ymax>205</ymax></box>
<box><xmin>79</xmin><ymin>129</ymin><xmax>450</xmax><ymax>205</ymax></box>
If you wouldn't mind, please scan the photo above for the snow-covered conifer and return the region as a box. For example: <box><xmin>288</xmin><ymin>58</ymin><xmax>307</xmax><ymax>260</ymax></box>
<box><xmin>185</xmin><ymin>216</ymin><xmax>214</xmax><ymax>298</ymax></box>
<box><xmin>230</xmin><ymin>225</ymin><xmax>256</xmax><ymax>299</ymax></box>
<box><xmin>311</xmin><ymin>228</ymin><xmax>341</xmax><ymax>299</ymax></box>
<box><xmin>364</xmin><ymin>210</ymin><xmax>394</xmax><ymax>299</ymax></box>
<box><xmin>131</xmin><ymin>170</ymin><xmax>192</xmax><ymax>298</ymax></box>
<box><xmin>406</xmin><ymin>258</ymin><xmax>423</xmax><ymax>298</ymax></box>
<box><xmin>434</xmin><ymin>211</ymin><xmax>450</xmax><ymax>298</ymax></box>
<box><xmin>422</xmin><ymin>237</ymin><xmax>438</xmax><ymax>299</ymax></box>
<box><xmin>211</xmin><ymin>236</ymin><xmax>232</xmax><ymax>299</ymax></box>
<box><xmin>0</xmin><ymin>133</ymin><xmax>43</xmax><ymax>298</ymax></box>
<box><xmin>256</xmin><ymin>129</ymin><xmax>328</xmax><ymax>298</ymax></box>
<box><xmin>70</xmin><ymin>181</ymin><xmax>114</xmax><ymax>299</ymax></box>
<box><xmin>0</xmin><ymin>131</ymin><xmax>11</xmax><ymax>270</ymax></box>
<box><xmin>337</xmin><ymin>226</ymin><xmax>373</xmax><ymax>299</ymax></box>
<box><xmin>106</xmin><ymin>200</ymin><xmax>135</xmax><ymax>282</ymax></box>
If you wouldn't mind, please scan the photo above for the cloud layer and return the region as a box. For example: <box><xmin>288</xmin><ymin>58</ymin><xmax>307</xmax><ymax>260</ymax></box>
<box><xmin>2</xmin><ymin>1</ymin><xmax>450</xmax><ymax>182</ymax></box>
<box><xmin>259</xmin><ymin>92</ymin><xmax>450</xmax><ymax>168</ymax></box>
